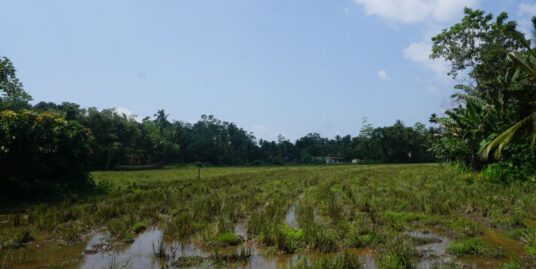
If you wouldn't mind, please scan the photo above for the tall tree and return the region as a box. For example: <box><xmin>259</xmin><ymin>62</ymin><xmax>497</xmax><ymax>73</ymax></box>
<box><xmin>0</xmin><ymin>57</ymin><xmax>32</xmax><ymax>110</ymax></box>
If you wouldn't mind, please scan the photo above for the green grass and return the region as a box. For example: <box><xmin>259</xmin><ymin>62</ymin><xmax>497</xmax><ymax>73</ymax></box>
<box><xmin>1</xmin><ymin>163</ymin><xmax>536</xmax><ymax>268</ymax></box>
<box><xmin>447</xmin><ymin>238</ymin><xmax>502</xmax><ymax>257</ymax></box>
<box><xmin>216</xmin><ymin>232</ymin><xmax>241</xmax><ymax>246</ymax></box>
<box><xmin>290</xmin><ymin>252</ymin><xmax>363</xmax><ymax>269</ymax></box>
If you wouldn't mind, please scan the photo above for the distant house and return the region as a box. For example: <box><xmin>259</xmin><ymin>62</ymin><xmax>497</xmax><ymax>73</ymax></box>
<box><xmin>313</xmin><ymin>156</ymin><xmax>345</xmax><ymax>164</ymax></box>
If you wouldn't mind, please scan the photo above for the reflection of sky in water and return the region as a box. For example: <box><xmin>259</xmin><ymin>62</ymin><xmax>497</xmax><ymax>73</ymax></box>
<box><xmin>80</xmin><ymin>227</ymin><xmax>510</xmax><ymax>269</ymax></box>
<box><xmin>81</xmin><ymin>228</ymin><xmax>163</xmax><ymax>269</ymax></box>
<box><xmin>79</xmin><ymin>227</ymin><xmax>376</xmax><ymax>269</ymax></box>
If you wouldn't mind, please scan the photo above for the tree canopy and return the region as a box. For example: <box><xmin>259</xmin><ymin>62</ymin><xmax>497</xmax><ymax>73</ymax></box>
<box><xmin>429</xmin><ymin>8</ymin><xmax>536</xmax><ymax>182</ymax></box>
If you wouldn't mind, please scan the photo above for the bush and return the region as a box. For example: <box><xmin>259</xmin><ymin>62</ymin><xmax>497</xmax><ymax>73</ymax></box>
<box><xmin>481</xmin><ymin>162</ymin><xmax>532</xmax><ymax>184</ymax></box>
<box><xmin>0</xmin><ymin>110</ymin><xmax>92</xmax><ymax>201</ymax></box>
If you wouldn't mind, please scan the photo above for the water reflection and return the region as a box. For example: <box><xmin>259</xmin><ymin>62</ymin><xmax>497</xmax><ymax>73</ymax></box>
<box><xmin>80</xmin><ymin>227</ymin><xmax>518</xmax><ymax>269</ymax></box>
<box><xmin>80</xmin><ymin>228</ymin><xmax>378</xmax><ymax>269</ymax></box>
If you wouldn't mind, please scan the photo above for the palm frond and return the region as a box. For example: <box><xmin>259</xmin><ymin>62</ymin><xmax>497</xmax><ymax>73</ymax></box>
<box><xmin>508</xmin><ymin>52</ymin><xmax>536</xmax><ymax>79</ymax></box>
<box><xmin>480</xmin><ymin>115</ymin><xmax>533</xmax><ymax>160</ymax></box>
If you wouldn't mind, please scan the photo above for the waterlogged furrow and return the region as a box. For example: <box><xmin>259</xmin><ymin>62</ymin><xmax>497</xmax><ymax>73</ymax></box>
<box><xmin>1</xmin><ymin>164</ymin><xmax>535</xmax><ymax>268</ymax></box>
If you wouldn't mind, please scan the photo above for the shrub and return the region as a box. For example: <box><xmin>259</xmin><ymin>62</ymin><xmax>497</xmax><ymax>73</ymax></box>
<box><xmin>0</xmin><ymin>110</ymin><xmax>92</xmax><ymax>201</ymax></box>
<box><xmin>481</xmin><ymin>162</ymin><xmax>531</xmax><ymax>184</ymax></box>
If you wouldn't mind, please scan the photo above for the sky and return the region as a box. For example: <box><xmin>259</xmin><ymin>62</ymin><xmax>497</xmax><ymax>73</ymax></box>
<box><xmin>1</xmin><ymin>0</ymin><xmax>536</xmax><ymax>141</ymax></box>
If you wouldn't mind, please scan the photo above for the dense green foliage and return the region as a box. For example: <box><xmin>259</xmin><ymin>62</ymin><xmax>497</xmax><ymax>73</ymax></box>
<box><xmin>32</xmin><ymin>102</ymin><xmax>435</xmax><ymax>168</ymax></box>
<box><xmin>0</xmin><ymin>110</ymin><xmax>92</xmax><ymax>200</ymax></box>
<box><xmin>0</xmin><ymin>54</ymin><xmax>436</xmax><ymax>172</ymax></box>
<box><xmin>0</xmin><ymin>57</ymin><xmax>32</xmax><ymax>111</ymax></box>
<box><xmin>429</xmin><ymin>8</ymin><xmax>536</xmax><ymax>180</ymax></box>
<box><xmin>1</xmin><ymin>57</ymin><xmax>94</xmax><ymax>199</ymax></box>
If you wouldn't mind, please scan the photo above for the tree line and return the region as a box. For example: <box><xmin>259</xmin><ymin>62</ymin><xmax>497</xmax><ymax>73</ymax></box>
<box><xmin>4</xmin><ymin>7</ymin><xmax>535</xmax><ymax>198</ymax></box>
<box><xmin>31</xmin><ymin>102</ymin><xmax>435</xmax><ymax>168</ymax></box>
<box><xmin>1</xmin><ymin>55</ymin><xmax>435</xmax><ymax>173</ymax></box>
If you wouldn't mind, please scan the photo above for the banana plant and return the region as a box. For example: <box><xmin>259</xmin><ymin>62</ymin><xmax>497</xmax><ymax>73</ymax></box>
<box><xmin>480</xmin><ymin>50</ymin><xmax>536</xmax><ymax>159</ymax></box>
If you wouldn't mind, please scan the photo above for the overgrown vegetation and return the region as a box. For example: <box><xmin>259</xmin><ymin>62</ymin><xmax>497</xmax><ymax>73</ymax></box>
<box><xmin>0</xmin><ymin>110</ymin><xmax>92</xmax><ymax>201</ymax></box>
<box><xmin>429</xmin><ymin>8</ymin><xmax>536</xmax><ymax>182</ymax></box>
<box><xmin>1</xmin><ymin>164</ymin><xmax>535</xmax><ymax>268</ymax></box>
<box><xmin>1</xmin><ymin>6</ymin><xmax>536</xmax><ymax>269</ymax></box>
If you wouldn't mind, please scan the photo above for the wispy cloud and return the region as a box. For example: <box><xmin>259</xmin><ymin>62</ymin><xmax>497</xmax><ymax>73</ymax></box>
<box><xmin>114</xmin><ymin>107</ymin><xmax>143</xmax><ymax>122</ymax></box>
<box><xmin>252</xmin><ymin>125</ymin><xmax>293</xmax><ymax>142</ymax></box>
<box><xmin>403</xmin><ymin>41</ymin><xmax>449</xmax><ymax>79</ymax></box>
<box><xmin>518</xmin><ymin>2</ymin><xmax>536</xmax><ymax>38</ymax></box>
<box><xmin>353</xmin><ymin>0</ymin><xmax>477</xmax><ymax>82</ymax></box>
<box><xmin>352</xmin><ymin>0</ymin><xmax>478</xmax><ymax>24</ymax></box>
<box><xmin>377</xmin><ymin>70</ymin><xmax>390</xmax><ymax>80</ymax></box>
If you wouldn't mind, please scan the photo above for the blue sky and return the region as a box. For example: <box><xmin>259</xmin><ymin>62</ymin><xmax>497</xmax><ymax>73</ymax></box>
<box><xmin>1</xmin><ymin>0</ymin><xmax>535</xmax><ymax>141</ymax></box>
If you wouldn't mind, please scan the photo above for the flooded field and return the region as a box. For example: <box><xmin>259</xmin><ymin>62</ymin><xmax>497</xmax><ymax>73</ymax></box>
<box><xmin>1</xmin><ymin>164</ymin><xmax>535</xmax><ymax>268</ymax></box>
<box><xmin>78</xmin><ymin>227</ymin><xmax>373</xmax><ymax>269</ymax></box>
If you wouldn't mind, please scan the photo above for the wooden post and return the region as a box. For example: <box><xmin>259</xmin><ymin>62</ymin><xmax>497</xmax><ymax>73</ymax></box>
<box><xmin>196</xmin><ymin>162</ymin><xmax>202</xmax><ymax>179</ymax></box>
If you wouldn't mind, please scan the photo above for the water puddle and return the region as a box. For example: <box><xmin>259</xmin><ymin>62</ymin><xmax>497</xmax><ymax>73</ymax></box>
<box><xmin>480</xmin><ymin>226</ymin><xmax>524</xmax><ymax>257</ymax></box>
<box><xmin>408</xmin><ymin>226</ymin><xmax>525</xmax><ymax>269</ymax></box>
<box><xmin>81</xmin><ymin>228</ymin><xmax>166</xmax><ymax>269</ymax></box>
<box><xmin>1</xmin><ymin>241</ymin><xmax>85</xmax><ymax>269</ymax></box>
<box><xmin>356</xmin><ymin>248</ymin><xmax>377</xmax><ymax>269</ymax></box>
<box><xmin>284</xmin><ymin>194</ymin><xmax>306</xmax><ymax>229</ymax></box>
<box><xmin>284</xmin><ymin>204</ymin><xmax>298</xmax><ymax>229</ymax></box>
<box><xmin>409</xmin><ymin>230</ymin><xmax>453</xmax><ymax>269</ymax></box>
<box><xmin>84</xmin><ymin>231</ymin><xmax>112</xmax><ymax>254</ymax></box>
<box><xmin>79</xmin><ymin>225</ymin><xmax>524</xmax><ymax>269</ymax></box>
<box><xmin>79</xmin><ymin>227</ymin><xmax>379</xmax><ymax>269</ymax></box>
<box><xmin>234</xmin><ymin>223</ymin><xmax>249</xmax><ymax>241</ymax></box>
<box><xmin>6</xmin><ymin>224</ymin><xmax>524</xmax><ymax>269</ymax></box>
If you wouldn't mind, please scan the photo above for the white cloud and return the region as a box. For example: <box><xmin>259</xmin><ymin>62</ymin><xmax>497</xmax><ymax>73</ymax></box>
<box><xmin>352</xmin><ymin>0</ymin><xmax>478</xmax><ymax>24</ymax></box>
<box><xmin>403</xmin><ymin>41</ymin><xmax>449</xmax><ymax>79</ymax></box>
<box><xmin>518</xmin><ymin>3</ymin><xmax>536</xmax><ymax>37</ymax></box>
<box><xmin>519</xmin><ymin>2</ymin><xmax>536</xmax><ymax>15</ymax></box>
<box><xmin>252</xmin><ymin>125</ymin><xmax>293</xmax><ymax>142</ymax></box>
<box><xmin>114</xmin><ymin>107</ymin><xmax>143</xmax><ymax>122</ymax></box>
<box><xmin>377</xmin><ymin>70</ymin><xmax>390</xmax><ymax>80</ymax></box>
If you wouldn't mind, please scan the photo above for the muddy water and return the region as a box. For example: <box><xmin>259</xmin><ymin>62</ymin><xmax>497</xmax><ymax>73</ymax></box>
<box><xmin>79</xmin><ymin>224</ymin><xmax>523</xmax><ymax>269</ymax></box>
<box><xmin>81</xmin><ymin>228</ymin><xmax>165</xmax><ymax>269</ymax></box>
<box><xmin>409</xmin><ymin>230</ymin><xmax>453</xmax><ymax>269</ymax></box>
<box><xmin>5</xmin><ymin>225</ymin><xmax>523</xmax><ymax>268</ymax></box>
<box><xmin>1</xmin><ymin>241</ymin><xmax>85</xmax><ymax>269</ymax></box>
<box><xmin>408</xmin><ymin>227</ymin><xmax>519</xmax><ymax>269</ymax></box>
<box><xmin>480</xmin><ymin>225</ymin><xmax>524</xmax><ymax>257</ymax></box>
<box><xmin>284</xmin><ymin>204</ymin><xmax>298</xmax><ymax>229</ymax></box>
<box><xmin>234</xmin><ymin>223</ymin><xmax>249</xmax><ymax>241</ymax></box>
<box><xmin>79</xmin><ymin>228</ymin><xmax>377</xmax><ymax>269</ymax></box>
